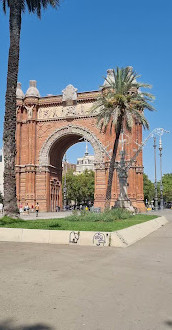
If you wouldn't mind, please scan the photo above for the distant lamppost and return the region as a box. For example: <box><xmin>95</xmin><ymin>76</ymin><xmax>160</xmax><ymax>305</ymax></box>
<box><xmin>153</xmin><ymin>136</ymin><xmax>158</xmax><ymax>211</ymax></box>
<box><xmin>63</xmin><ymin>153</ymin><xmax>67</xmax><ymax>211</ymax></box>
<box><xmin>159</xmin><ymin>136</ymin><xmax>163</xmax><ymax>210</ymax></box>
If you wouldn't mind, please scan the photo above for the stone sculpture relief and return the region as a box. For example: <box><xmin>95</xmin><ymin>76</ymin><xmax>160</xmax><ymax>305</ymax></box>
<box><xmin>62</xmin><ymin>84</ymin><xmax>78</xmax><ymax>102</ymax></box>
<box><xmin>24</xmin><ymin>105</ymin><xmax>34</xmax><ymax>119</ymax></box>
<box><xmin>38</xmin><ymin>103</ymin><xmax>92</xmax><ymax>120</ymax></box>
<box><xmin>65</xmin><ymin>105</ymin><xmax>76</xmax><ymax>116</ymax></box>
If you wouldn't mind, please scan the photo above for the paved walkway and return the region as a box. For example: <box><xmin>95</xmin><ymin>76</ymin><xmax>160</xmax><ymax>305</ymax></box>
<box><xmin>20</xmin><ymin>208</ymin><xmax>172</xmax><ymax>221</ymax></box>
<box><xmin>0</xmin><ymin>210</ymin><xmax>171</xmax><ymax>330</ymax></box>
<box><xmin>20</xmin><ymin>211</ymin><xmax>73</xmax><ymax>220</ymax></box>
<box><xmin>146</xmin><ymin>208</ymin><xmax>172</xmax><ymax>221</ymax></box>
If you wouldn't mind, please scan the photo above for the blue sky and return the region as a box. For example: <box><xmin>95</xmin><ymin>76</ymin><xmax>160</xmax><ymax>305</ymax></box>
<box><xmin>0</xmin><ymin>0</ymin><xmax>172</xmax><ymax>181</ymax></box>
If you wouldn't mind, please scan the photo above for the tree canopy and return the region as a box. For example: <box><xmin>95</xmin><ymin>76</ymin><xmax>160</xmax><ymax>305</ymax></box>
<box><xmin>92</xmin><ymin>67</ymin><xmax>155</xmax><ymax>134</ymax></box>
<box><xmin>162</xmin><ymin>173</ymin><xmax>172</xmax><ymax>202</ymax></box>
<box><xmin>62</xmin><ymin>170</ymin><xmax>95</xmax><ymax>205</ymax></box>
<box><xmin>143</xmin><ymin>173</ymin><xmax>172</xmax><ymax>204</ymax></box>
<box><xmin>143</xmin><ymin>173</ymin><xmax>155</xmax><ymax>203</ymax></box>
<box><xmin>2</xmin><ymin>0</ymin><xmax>59</xmax><ymax>17</ymax></box>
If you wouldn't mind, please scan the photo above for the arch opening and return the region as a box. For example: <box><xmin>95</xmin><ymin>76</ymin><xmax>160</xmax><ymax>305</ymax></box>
<box><xmin>39</xmin><ymin>126</ymin><xmax>105</xmax><ymax>211</ymax></box>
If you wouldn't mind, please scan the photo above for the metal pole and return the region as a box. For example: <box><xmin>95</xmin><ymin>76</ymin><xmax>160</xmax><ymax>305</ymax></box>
<box><xmin>153</xmin><ymin>136</ymin><xmax>158</xmax><ymax>211</ymax></box>
<box><xmin>159</xmin><ymin>137</ymin><xmax>163</xmax><ymax>210</ymax></box>
<box><xmin>63</xmin><ymin>153</ymin><xmax>67</xmax><ymax>211</ymax></box>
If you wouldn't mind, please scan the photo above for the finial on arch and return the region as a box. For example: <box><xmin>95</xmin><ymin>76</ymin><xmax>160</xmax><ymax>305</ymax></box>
<box><xmin>25</xmin><ymin>80</ymin><xmax>40</xmax><ymax>98</ymax></box>
<box><xmin>16</xmin><ymin>82</ymin><xmax>24</xmax><ymax>99</ymax></box>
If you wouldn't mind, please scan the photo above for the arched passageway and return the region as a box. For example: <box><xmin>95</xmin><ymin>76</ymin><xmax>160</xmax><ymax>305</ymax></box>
<box><xmin>39</xmin><ymin>126</ymin><xmax>104</xmax><ymax>211</ymax></box>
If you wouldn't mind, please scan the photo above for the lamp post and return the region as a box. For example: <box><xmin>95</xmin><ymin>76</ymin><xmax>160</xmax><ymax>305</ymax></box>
<box><xmin>153</xmin><ymin>136</ymin><xmax>158</xmax><ymax>211</ymax></box>
<box><xmin>63</xmin><ymin>153</ymin><xmax>67</xmax><ymax>211</ymax></box>
<box><xmin>159</xmin><ymin>136</ymin><xmax>163</xmax><ymax>210</ymax></box>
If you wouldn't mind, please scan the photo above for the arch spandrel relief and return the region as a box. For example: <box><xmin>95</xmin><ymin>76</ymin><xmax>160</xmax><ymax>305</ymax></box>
<box><xmin>38</xmin><ymin>103</ymin><xmax>94</xmax><ymax>120</ymax></box>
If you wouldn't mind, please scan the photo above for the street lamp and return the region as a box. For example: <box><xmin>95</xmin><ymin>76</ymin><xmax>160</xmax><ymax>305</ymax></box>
<box><xmin>159</xmin><ymin>136</ymin><xmax>163</xmax><ymax>210</ymax></box>
<box><xmin>63</xmin><ymin>153</ymin><xmax>67</xmax><ymax>211</ymax></box>
<box><xmin>152</xmin><ymin>128</ymin><xmax>169</xmax><ymax>211</ymax></box>
<box><xmin>153</xmin><ymin>136</ymin><xmax>158</xmax><ymax>211</ymax></box>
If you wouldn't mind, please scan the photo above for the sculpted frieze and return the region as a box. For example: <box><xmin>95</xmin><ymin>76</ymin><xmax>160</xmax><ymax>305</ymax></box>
<box><xmin>38</xmin><ymin>103</ymin><xmax>93</xmax><ymax>120</ymax></box>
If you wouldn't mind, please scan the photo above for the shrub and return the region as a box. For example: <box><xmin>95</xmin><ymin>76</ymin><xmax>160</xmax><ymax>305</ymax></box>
<box><xmin>67</xmin><ymin>208</ymin><xmax>132</xmax><ymax>222</ymax></box>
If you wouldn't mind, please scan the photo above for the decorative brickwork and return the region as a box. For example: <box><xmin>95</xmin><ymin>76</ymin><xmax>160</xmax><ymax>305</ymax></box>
<box><xmin>16</xmin><ymin>85</ymin><xmax>145</xmax><ymax>212</ymax></box>
<box><xmin>39</xmin><ymin>125</ymin><xmax>104</xmax><ymax>166</ymax></box>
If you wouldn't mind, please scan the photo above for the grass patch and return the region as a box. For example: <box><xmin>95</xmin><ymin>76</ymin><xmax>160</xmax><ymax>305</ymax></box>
<box><xmin>0</xmin><ymin>209</ymin><xmax>158</xmax><ymax>232</ymax></box>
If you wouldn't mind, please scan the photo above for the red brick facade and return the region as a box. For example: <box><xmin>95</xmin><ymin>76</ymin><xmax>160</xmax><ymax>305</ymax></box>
<box><xmin>16</xmin><ymin>88</ymin><xmax>145</xmax><ymax>212</ymax></box>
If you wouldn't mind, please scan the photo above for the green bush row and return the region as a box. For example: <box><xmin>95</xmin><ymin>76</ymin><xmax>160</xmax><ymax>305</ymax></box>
<box><xmin>67</xmin><ymin>208</ymin><xmax>132</xmax><ymax>222</ymax></box>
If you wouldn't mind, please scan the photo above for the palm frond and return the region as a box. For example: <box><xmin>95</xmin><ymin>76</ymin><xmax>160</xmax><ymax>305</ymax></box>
<box><xmin>1</xmin><ymin>0</ymin><xmax>59</xmax><ymax>16</ymax></box>
<box><xmin>3</xmin><ymin>0</ymin><xmax>6</xmax><ymax>13</ymax></box>
<box><xmin>129</xmin><ymin>108</ymin><xmax>150</xmax><ymax>129</ymax></box>
<box><xmin>125</xmin><ymin>110</ymin><xmax>133</xmax><ymax>132</ymax></box>
<box><xmin>139</xmin><ymin>91</ymin><xmax>155</xmax><ymax>100</ymax></box>
<box><xmin>91</xmin><ymin>66</ymin><xmax>155</xmax><ymax>134</ymax></box>
<box><xmin>137</xmin><ymin>82</ymin><xmax>152</xmax><ymax>89</ymax></box>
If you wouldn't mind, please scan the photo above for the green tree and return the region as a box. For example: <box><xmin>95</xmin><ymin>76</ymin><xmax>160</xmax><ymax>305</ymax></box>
<box><xmin>162</xmin><ymin>173</ymin><xmax>172</xmax><ymax>202</ymax></box>
<box><xmin>92</xmin><ymin>67</ymin><xmax>155</xmax><ymax>208</ymax></box>
<box><xmin>62</xmin><ymin>170</ymin><xmax>95</xmax><ymax>205</ymax></box>
<box><xmin>143</xmin><ymin>173</ymin><xmax>154</xmax><ymax>203</ymax></box>
<box><xmin>62</xmin><ymin>170</ymin><xmax>79</xmax><ymax>205</ymax></box>
<box><xmin>1</xmin><ymin>0</ymin><xmax>59</xmax><ymax>217</ymax></box>
<box><xmin>79</xmin><ymin>170</ymin><xmax>95</xmax><ymax>204</ymax></box>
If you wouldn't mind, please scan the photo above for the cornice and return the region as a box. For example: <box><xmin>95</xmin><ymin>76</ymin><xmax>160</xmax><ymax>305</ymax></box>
<box><xmin>38</xmin><ymin>90</ymin><xmax>100</xmax><ymax>106</ymax></box>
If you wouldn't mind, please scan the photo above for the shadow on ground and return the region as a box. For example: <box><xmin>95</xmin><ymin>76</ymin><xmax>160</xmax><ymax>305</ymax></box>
<box><xmin>165</xmin><ymin>320</ymin><xmax>172</xmax><ymax>328</ymax></box>
<box><xmin>0</xmin><ymin>320</ymin><xmax>54</xmax><ymax>330</ymax></box>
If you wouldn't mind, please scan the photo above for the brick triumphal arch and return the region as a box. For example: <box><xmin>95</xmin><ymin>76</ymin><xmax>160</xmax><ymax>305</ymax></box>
<box><xmin>16</xmin><ymin>77</ymin><xmax>145</xmax><ymax>211</ymax></box>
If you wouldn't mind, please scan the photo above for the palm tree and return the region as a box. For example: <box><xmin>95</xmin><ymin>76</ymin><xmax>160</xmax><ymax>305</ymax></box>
<box><xmin>92</xmin><ymin>67</ymin><xmax>155</xmax><ymax>209</ymax></box>
<box><xmin>1</xmin><ymin>0</ymin><xmax>59</xmax><ymax>217</ymax></box>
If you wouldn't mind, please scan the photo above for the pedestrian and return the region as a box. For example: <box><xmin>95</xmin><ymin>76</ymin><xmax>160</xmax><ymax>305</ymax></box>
<box><xmin>26</xmin><ymin>203</ymin><xmax>30</xmax><ymax>214</ymax></box>
<box><xmin>56</xmin><ymin>205</ymin><xmax>60</xmax><ymax>212</ymax></box>
<box><xmin>35</xmin><ymin>202</ymin><xmax>39</xmax><ymax>217</ymax></box>
<box><xmin>19</xmin><ymin>203</ymin><xmax>23</xmax><ymax>214</ymax></box>
<box><xmin>0</xmin><ymin>202</ymin><xmax>3</xmax><ymax>214</ymax></box>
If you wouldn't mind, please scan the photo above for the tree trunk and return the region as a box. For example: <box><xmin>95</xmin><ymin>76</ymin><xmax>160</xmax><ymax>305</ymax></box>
<box><xmin>105</xmin><ymin>121</ymin><xmax>123</xmax><ymax>209</ymax></box>
<box><xmin>3</xmin><ymin>1</ymin><xmax>21</xmax><ymax>217</ymax></box>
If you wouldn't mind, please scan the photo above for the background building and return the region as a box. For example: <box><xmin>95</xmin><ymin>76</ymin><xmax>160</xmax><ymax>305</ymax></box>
<box><xmin>75</xmin><ymin>142</ymin><xmax>94</xmax><ymax>174</ymax></box>
<box><xmin>62</xmin><ymin>161</ymin><xmax>76</xmax><ymax>172</ymax></box>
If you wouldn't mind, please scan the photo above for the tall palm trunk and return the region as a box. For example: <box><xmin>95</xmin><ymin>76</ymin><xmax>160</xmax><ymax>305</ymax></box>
<box><xmin>105</xmin><ymin>120</ymin><xmax>123</xmax><ymax>209</ymax></box>
<box><xmin>3</xmin><ymin>1</ymin><xmax>21</xmax><ymax>216</ymax></box>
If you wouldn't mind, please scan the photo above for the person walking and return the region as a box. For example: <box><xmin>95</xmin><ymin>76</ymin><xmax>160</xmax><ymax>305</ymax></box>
<box><xmin>35</xmin><ymin>202</ymin><xmax>39</xmax><ymax>217</ymax></box>
<box><xmin>0</xmin><ymin>202</ymin><xmax>3</xmax><ymax>214</ymax></box>
<box><xmin>19</xmin><ymin>203</ymin><xmax>23</xmax><ymax>214</ymax></box>
<box><xmin>26</xmin><ymin>203</ymin><xmax>30</xmax><ymax>214</ymax></box>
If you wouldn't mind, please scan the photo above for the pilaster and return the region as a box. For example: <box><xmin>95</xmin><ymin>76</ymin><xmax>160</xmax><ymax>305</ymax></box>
<box><xmin>94</xmin><ymin>163</ymin><xmax>107</xmax><ymax>209</ymax></box>
<box><xmin>23</xmin><ymin>97</ymin><xmax>38</xmax><ymax>205</ymax></box>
